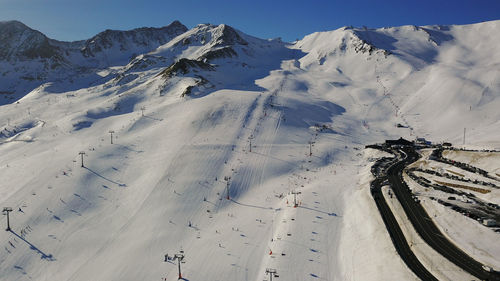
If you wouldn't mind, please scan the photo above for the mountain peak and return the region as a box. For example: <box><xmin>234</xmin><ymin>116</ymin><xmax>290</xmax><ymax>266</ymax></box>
<box><xmin>0</xmin><ymin>20</ymin><xmax>58</xmax><ymax>60</ymax></box>
<box><xmin>213</xmin><ymin>24</ymin><xmax>248</xmax><ymax>46</ymax></box>
<box><xmin>166</xmin><ymin>20</ymin><xmax>186</xmax><ymax>30</ymax></box>
<box><xmin>0</xmin><ymin>20</ymin><xmax>30</xmax><ymax>29</ymax></box>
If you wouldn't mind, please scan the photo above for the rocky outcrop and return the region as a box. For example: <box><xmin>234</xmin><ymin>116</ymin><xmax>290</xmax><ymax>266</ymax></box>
<box><xmin>160</xmin><ymin>58</ymin><xmax>214</xmax><ymax>78</ymax></box>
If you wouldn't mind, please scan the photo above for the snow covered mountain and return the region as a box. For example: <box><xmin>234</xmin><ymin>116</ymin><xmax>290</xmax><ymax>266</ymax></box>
<box><xmin>0</xmin><ymin>20</ymin><xmax>187</xmax><ymax>103</ymax></box>
<box><xmin>0</xmin><ymin>20</ymin><xmax>499</xmax><ymax>281</ymax></box>
<box><xmin>296</xmin><ymin>21</ymin><xmax>500</xmax><ymax>143</ymax></box>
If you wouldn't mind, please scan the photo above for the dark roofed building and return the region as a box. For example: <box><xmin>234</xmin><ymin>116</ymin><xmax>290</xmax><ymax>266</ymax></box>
<box><xmin>385</xmin><ymin>137</ymin><xmax>413</xmax><ymax>146</ymax></box>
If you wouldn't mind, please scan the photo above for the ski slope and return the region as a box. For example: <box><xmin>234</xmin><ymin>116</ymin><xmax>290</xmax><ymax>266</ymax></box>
<box><xmin>1</xmin><ymin>20</ymin><xmax>499</xmax><ymax>280</ymax></box>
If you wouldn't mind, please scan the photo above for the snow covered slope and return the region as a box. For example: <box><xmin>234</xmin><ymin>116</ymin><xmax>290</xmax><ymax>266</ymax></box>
<box><xmin>0</xmin><ymin>20</ymin><xmax>499</xmax><ymax>281</ymax></box>
<box><xmin>296</xmin><ymin>21</ymin><xmax>500</xmax><ymax>146</ymax></box>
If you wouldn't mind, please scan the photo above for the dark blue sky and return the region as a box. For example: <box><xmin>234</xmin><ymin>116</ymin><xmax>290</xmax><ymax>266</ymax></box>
<box><xmin>1</xmin><ymin>0</ymin><xmax>499</xmax><ymax>42</ymax></box>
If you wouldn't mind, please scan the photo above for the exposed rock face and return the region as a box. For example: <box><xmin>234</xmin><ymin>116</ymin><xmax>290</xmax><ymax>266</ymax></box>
<box><xmin>200</xmin><ymin>47</ymin><xmax>238</xmax><ymax>62</ymax></box>
<box><xmin>160</xmin><ymin>58</ymin><xmax>214</xmax><ymax>78</ymax></box>
<box><xmin>213</xmin><ymin>24</ymin><xmax>248</xmax><ymax>47</ymax></box>
<box><xmin>0</xmin><ymin>21</ymin><xmax>60</xmax><ymax>61</ymax></box>
<box><xmin>80</xmin><ymin>20</ymin><xmax>188</xmax><ymax>61</ymax></box>
<box><xmin>0</xmin><ymin>20</ymin><xmax>187</xmax><ymax>65</ymax></box>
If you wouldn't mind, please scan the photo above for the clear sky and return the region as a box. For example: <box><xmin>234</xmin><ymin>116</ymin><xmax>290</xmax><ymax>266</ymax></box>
<box><xmin>0</xmin><ymin>0</ymin><xmax>499</xmax><ymax>42</ymax></box>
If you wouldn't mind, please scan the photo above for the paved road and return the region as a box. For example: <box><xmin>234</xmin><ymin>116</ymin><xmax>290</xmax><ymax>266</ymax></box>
<box><xmin>386</xmin><ymin>146</ymin><xmax>500</xmax><ymax>281</ymax></box>
<box><xmin>370</xmin><ymin>150</ymin><xmax>438</xmax><ymax>281</ymax></box>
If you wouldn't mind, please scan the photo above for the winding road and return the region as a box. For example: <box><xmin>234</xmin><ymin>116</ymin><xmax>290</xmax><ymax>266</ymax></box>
<box><xmin>370</xmin><ymin>143</ymin><xmax>500</xmax><ymax>281</ymax></box>
<box><xmin>370</xmin><ymin>148</ymin><xmax>438</xmax><ymax>281</ymax></box>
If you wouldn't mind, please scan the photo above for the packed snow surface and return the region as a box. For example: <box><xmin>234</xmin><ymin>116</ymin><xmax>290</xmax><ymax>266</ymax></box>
<box><xmin>0</xmin><ymin>20</ymin><xmax>499</xmax><ymax>280</ymax></box>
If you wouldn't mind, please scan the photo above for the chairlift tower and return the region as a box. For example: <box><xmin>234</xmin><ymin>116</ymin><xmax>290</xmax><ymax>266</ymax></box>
<box><xmin>2</xmin><ymin>207</ymin><xmax>13</xmax><ymax>231</ymax></box>
<box><xmin>308</xmin><ymin>141</ymin><xmax>315</xmax><ymax>156</ymax></box>
<box><xmin>165</xmin><ymin>250</ymin><xmax>185</xmax><ymax>279</ymax></box>
<box><xmin>291</xmin><ymin>190</ymin><xmax>301</xmax><ymax>208</ymax></box>
<box><xmin>224</xmin><ymin>176</ymin><xmax>231</xmax><ymax>200</ymax></box>
<box><xmin>79</xmin><ymin>151</ymin><xmax>86</xmax><ymax>168</ymax></box>
<box><xmin>265</xmin><ymin>268</ymin><xmax>279</xmax><ymax>281</ymax></box>
<box><xmin>109</xmin><ymin>130</ymin><xmax>115</xmax><ymax>144</ymax></box>
<box><xmin>249</xmin><ymin>135</ymin><xmax>254</xmax><ymax>152</ymax></box>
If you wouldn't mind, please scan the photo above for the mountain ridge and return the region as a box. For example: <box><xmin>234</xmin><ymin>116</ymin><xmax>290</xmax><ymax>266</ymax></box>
<box><xmin>0</xmin><ymin>20</ymin><xmax>189</xmax><ymax>102</ymax></box>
